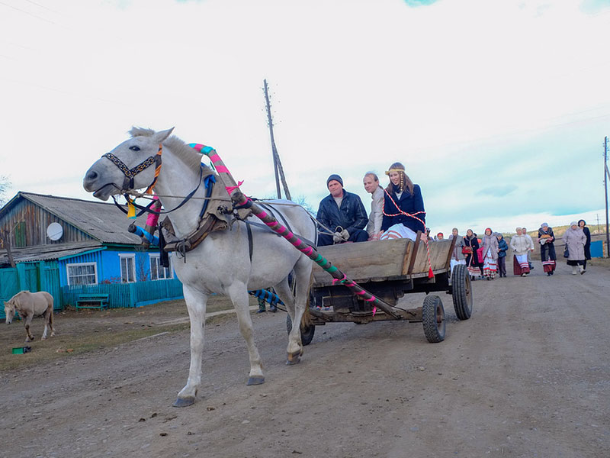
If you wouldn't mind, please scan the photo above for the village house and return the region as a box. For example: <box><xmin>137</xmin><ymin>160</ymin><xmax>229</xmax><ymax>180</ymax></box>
<box><xmin>0</xmin><ymin>192</ymin><xmax>183</xmax><ymax>316</ymax></box>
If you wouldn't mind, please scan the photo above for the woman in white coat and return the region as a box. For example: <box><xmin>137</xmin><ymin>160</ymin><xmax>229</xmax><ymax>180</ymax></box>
<box><xmin>563</xmin><ymin>221</ymin><xmax>586</xmax><ymax>275</ymax></box>
<box><xmin>510</xmin><ymin>227</ymin><xmax>531</xmax><ymax>277</ymax></box>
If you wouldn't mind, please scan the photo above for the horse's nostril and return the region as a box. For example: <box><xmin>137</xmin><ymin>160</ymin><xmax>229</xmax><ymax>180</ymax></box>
<box><xmin>86</xmin><ymin>170</ymin><xmax>98</xmax><ymax>180</ymax></box>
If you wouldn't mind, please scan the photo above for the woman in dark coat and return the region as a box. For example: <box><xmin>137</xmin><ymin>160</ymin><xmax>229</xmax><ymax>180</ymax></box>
<box><xmin>379</xmin><ymin>162</ymin><xmax>425</xmax><ymax>240</ymax></box>
<box><xmin>463</xmin><ymin>229</ymin><xmax>481</xmax><ymax>280</ymax></box>
<box><xmin>538</xmin><ymin>222</ymin><xmax>556</xmax><ymax>276</ymax></box>
<box><xmin>578</xmin><ymin>219</ymin><xmax>591</xmax><ymax>271</ymax></box>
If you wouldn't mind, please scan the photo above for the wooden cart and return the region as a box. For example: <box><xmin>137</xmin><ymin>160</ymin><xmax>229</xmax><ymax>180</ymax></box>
<box><xmin>287</xmin><ymin>234</ymin><xmax>473</xmax><ymax>345</ymax></box>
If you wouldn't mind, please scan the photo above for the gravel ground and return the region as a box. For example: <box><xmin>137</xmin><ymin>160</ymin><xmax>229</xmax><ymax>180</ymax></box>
<box><xmin>0</xmin><ymin>259</ymin><xmax>609</xmax><ymax>458</ymax></box>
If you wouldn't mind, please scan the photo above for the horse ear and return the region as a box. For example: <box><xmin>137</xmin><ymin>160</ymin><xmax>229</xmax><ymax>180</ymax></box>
<box><xmin>153</xmin><ymin>128</ymin><xmax>174</xmax><ymax>144</ymax></box>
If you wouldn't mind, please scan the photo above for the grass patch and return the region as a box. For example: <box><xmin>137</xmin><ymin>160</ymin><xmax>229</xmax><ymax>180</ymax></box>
<box><xmin>0</xmin><ymin>295</ymin><xmax>256</xmax><ymax>373</ymax></box>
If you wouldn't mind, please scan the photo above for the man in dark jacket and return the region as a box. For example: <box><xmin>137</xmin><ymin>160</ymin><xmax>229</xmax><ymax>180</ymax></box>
<box><xmin>317</xmin><ymin>174</ymin><xmax>369</xmax><ymax>246</ymax></box>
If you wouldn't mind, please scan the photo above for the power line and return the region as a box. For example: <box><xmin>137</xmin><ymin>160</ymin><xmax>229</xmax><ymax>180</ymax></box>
<box><xmin>0</xmin><ymin>0</ymin><xmax>56</xmax><ymax>24</ymax></box>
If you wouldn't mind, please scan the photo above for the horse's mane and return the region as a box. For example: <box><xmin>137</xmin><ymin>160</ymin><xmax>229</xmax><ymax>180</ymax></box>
<box><xmin>129</xmin><ymin>127</ymin><xmax>207</xmax><ymax>173</ymax></box>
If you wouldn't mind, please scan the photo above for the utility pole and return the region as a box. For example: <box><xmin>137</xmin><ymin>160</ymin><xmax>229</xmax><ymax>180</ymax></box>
<box><xmin>605</xmin><ymin>137</ymin><xmax>609</xmax><ymax>257</ymax></box>
<box><xmin>263</xmin><ymin>79</ymin><xmax>292</xmax><ymax>201</ymax></box>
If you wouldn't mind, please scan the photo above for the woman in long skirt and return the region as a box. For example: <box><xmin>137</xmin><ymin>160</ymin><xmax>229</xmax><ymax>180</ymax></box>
<box><xmin>563</xmin><ymin>221</ymin><xmax>586</xmax><ymax>275</ymax></box>
<box><xmin>510</xmin><ymin>227</ymin><xmax>531</xmax><ymax>277</ymax></box>
<box><xmin>481</xmin><ymin>228</ymin><xmax>499</xmax><ymax>280</ymax></box>
<box><xmin>538</xmin><ymin>222</ymin><xmax>556</xmax><ymax>276</ymax></box>
<box><xmin>463</xmin><ymin>229</ymin><xmax>481</xmax><ymax>279</ymax></box>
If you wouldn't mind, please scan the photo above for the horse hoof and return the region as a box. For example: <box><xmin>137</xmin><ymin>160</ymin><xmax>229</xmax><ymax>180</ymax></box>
<box><xmin>173</xmin><ymin>396</ymin><xmax>195</xmax><ymax>408</ymax></box>
<box><xmin>286</xmin><ymin>352</ymin><xmax>302</xmax><ymax>365</ymax></box>
<box><xmin>247</xmin><ymin>376</ymin><xmax>265</xmax><ymax>386</ymax></box>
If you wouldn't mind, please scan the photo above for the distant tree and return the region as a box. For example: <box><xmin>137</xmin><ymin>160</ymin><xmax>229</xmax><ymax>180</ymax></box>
<box><xmin>293</xmin><ymin>195</ymin><xmax>316</xmax><ymax>217</ymax></box>
<box><xmin>0</xmin><ymin>175</ymin><xmax>11</xmax><ymax>207</ymax></box>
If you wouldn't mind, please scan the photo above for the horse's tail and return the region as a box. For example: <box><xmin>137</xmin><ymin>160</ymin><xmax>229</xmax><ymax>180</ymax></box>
<box><xmin>48</xmin><ymin>295</ymin><xmax>54</xmax><ymax>326</ymax></box>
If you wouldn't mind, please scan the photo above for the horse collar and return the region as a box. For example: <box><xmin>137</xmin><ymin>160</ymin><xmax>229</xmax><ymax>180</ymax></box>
<box><xmin>102</xmin><ymin>143</ymin><xmax>163</xmax><ymax>195</ymax></box>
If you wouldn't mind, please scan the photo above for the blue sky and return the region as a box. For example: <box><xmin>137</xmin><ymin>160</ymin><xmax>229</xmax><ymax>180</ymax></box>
<box><xmin>1</xmin><ymin>0</ymin><xmax>610</xmax><ymax>235</ymax></box>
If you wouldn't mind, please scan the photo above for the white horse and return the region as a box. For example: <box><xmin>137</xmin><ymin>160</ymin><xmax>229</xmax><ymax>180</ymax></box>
<box><xmin>83</xmin><ymin>127</ymin><xmax>316</xmax><ymax>407</ymax></box>
<box><xmin>4</xmin><ymin>291</ymin><xmax>55</xmax><ymax>342</ymax></box>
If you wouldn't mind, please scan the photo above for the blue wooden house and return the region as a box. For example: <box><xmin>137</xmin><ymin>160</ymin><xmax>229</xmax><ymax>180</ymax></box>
<box><xmin>0</xmin><ymin>192</ymin><xmax>183</xmax><ymax>315</ymax></box>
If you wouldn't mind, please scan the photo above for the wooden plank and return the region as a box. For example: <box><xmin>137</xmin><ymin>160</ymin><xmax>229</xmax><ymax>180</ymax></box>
<box><xmin>400</xmin><ymin>240</ymin><xmax>414</xmax><ymax>276</ymax></box>
<box><xmin>312</xmin><ymin>237</ymin><xmax>454</xmax><ymax>287</ymax></box>
<box><xmin>312</xmin><ymin>239</ymin><xmax>410</xmax><ymax>286</ymax></box>
<box><xmin>406</xmin><ymin>232</ymin><xmax>422</xmax><ymax>275</ymax></box>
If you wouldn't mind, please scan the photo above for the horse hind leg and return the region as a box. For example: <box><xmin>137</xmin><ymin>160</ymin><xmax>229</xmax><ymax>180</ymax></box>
<box><xmin>227</xmin><ymin>283</ymin><xmax>264</xmax><ymax>386</ymax></box>
<box><xmin>276</xmin><ymin>257</ymin><xmax>311</xmax><ymax>365</ymax></box>
<box><xmin>44</xmin><ymin>306</ymin><xmax>55</xmax><ymax>339</ymax></box>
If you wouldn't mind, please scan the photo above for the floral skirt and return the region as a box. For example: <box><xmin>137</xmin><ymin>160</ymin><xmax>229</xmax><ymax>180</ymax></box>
<box><xmin>483</xmin><ymin>251</ymin><xmax>497</xmax><ymax>279</ymax></box>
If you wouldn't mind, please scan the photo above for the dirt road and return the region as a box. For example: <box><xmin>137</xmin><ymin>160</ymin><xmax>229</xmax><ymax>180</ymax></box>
<box><xmin>1</xmin><ymin>260</ymin><xmax>609</xmax><ymax>458</ymax></box>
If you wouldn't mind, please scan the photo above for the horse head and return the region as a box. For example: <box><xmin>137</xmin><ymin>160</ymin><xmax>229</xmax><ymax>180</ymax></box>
<box><xmin>4</xmin><ymin>300</ymin><xmax>15</xmax><ymax>324</ymax></box>
<box><xmin>83</xmin><ymin>127</ymin><xmax>174</xmax><ymax>201</ymax></box>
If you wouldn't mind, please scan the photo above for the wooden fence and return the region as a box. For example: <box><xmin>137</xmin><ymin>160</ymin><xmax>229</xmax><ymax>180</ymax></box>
<box><xmin>61</xmin><ymin>278</ymin><xmax>184</xmax><ymax>309</ymax></box>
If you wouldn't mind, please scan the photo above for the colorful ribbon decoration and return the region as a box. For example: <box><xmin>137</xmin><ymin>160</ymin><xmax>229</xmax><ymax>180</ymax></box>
<box><xmin>188</xmin><ymin>142</ymin><xmax>401</xmax><ymax>319</ymax></box>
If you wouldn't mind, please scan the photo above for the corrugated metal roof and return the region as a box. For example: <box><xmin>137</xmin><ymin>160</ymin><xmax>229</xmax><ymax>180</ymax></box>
<box><xmin>0</xmin><ymin>241</ymin><xmax>105</xmax><ymax>265</ymax></box>
<box><xmin>18</xmin><ymin>192</ymin><xmax>152</xmax><ymax>245</ymax></box>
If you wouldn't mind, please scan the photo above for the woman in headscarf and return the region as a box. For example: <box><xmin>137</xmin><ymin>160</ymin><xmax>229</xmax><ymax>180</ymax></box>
<box><xmin>495</xmin><ymin>232</ymin><xmax>509</xmax><ymax>278</ymax></box>
<box><xmin>538</xmin><ymin>222</ymin><xmax>556</xmax><ymax>276</ymax></box>
<box><xmin>449</xmin><ymin>228</ymin><xmax>465</xmax><ymax>274</ymax></box>
<box><xmin>578</xmin><ymin>219</ymin><xmax>591</xmax><ymax>272</ymax></box>
<box><xmin>379</xmin><ymin>162</ymin><xmax>425</xmax><ymax>241</ymax></box>
<box><xmin>510</xmin><ymin>227</ymin><xmax>531</xmax><ymax>277</ymax></box>
<box><xmin>463</xmin><ymin>229</ymin><xmax>481</xmax><ymax>280</ymax></box>
<box><xmin>481</xmin><ymin>228</ymin><xmax>499</xmax><ymax>280</ymax></box>
<box><xmin>563</xmin><ymin>221</ymin><xmax>586</xmax><ymax>275</ymax></box>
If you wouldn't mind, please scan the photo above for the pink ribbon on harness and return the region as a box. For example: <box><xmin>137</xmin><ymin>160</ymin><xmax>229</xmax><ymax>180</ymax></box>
<box><xmin>225</xmin><ymin>181</ymin><xmax>244</xmax><ymax>195</ymax></box>
<box><xmin>332</xmin><ymin>274</ymin><xmax>347</xmax><ymax>285</ymax></box>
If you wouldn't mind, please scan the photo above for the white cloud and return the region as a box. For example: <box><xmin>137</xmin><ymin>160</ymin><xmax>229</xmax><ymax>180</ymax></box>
<box><xmin>1</xmin><ymin>0</ymin><xmax>609</xmax><ymax>236</ymax></box>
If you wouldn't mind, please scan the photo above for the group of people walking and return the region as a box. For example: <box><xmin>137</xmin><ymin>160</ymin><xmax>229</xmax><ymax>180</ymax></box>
<box><xmin>313</xmin><ymin>161</ymin><xmax>596</xmax><ymax>281</ymax></box>
<box><xmin>447</xmin><ymin>221</ymin><xmax>593</xmax><ymax>282</ymax></box>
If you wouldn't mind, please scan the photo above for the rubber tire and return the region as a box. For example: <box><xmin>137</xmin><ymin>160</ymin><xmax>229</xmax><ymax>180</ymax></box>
<box><xmin>286</xmin><ymin>314</ymin><xmax>315</xmax><ymax>346</ymax></box>
<box><xmin>452</xmin><ymin>263</ymin><xmax>473</xmax><ymax>320</ymax></box>
<box><xmin>422</xmin><ymin>295</ymin><xmax>446</xmax><ymax>343</ymax></box>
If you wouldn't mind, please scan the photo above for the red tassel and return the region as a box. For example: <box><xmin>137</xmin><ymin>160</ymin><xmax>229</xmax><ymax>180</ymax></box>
<box><xmin>428</xmin><ymin>267</ymin><xmax>434</xmax><ymax>278</ymax></box>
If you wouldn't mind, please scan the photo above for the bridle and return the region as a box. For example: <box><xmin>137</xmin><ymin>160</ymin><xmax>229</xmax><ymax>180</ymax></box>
<box><xmin>103</xmin><ymin>143</ymin><xmax>210</xmax><ymax>218</ymax></box>
<box><xmin>102</xmin><ymin>143</ymin><xmax>163</xmax><ymax>195</ymax></box>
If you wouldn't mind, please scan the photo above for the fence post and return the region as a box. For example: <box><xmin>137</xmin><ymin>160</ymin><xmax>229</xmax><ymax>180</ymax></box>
<box><xmin>129</xmin><ymin>282</ymin><xmax>137</xmax><ymax>307</ymax></box>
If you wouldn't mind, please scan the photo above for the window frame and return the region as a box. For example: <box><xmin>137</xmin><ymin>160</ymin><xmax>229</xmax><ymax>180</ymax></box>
<box><xmin>119</xmin><ymin>253</ymin><xmax>136</xmax><ymax>283</ymax></box>
<box><xmin>149</xmin><ymin>253</ymin><xmax>173</xmax><ymax>280</ymax></box>
<box><xmin>66</xmin><ymin>262</ymin><xmax>98</xmax><ymax>286</ymax></box>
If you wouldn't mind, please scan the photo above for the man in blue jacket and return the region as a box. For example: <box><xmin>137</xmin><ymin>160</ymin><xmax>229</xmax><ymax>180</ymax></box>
<box><xmin>317</xmin><ymin>174</ymin><xmax>369</xmax><ymax>246</ymax></box>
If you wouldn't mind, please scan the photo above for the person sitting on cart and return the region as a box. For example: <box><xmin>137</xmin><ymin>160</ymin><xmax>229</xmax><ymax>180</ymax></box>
<box><xmin>379</xmin><ymin>162</ymin><xmax>426</xmax><ymax>241</ymax></box>
<box><xmin>317</xmin><ymin>174</ymin><xmax>369</xmax><ymax>246</ymax></box>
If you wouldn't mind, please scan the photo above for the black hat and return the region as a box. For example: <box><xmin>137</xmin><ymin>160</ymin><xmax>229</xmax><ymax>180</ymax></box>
<box><xmin>327</xmin><ymin>174</ymin><xmax>343</xmax><ymax>187</ymax></box>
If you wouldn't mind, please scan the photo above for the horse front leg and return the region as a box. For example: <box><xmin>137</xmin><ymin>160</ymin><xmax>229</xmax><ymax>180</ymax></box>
<box><xmin>24</xmin><ymin>315</ymin><xmax>34</xmax><ymax>342</ymax></box>
<box><xmin>174</xmin><ymin>287</ymin><xmax>208</xmax><ymax>408</ymax></box>
<box><xmin>227</xmin><ymin>283</ymin><xmax>264</xmax><ymax>386</ymax></box>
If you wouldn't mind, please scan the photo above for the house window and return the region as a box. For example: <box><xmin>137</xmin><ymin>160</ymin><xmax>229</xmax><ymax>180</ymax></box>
<box><xmin>119</xmin><ymin>254</ymin><xmax>136</xmax><ymax>283</ymax></box>
<box><xmin>67</xmin><ymin>263</ymin><xmax>98</xmax><ymax>286</ymax></box>
<box><xmin>150</xmin><ymin>254</ymin><xmax>172</xmax><ymax>280</ymax></box>
<box><xmin>14</xmin><ymin>221</ymin><xmax>26</xmax><ymax>248</ymax></box>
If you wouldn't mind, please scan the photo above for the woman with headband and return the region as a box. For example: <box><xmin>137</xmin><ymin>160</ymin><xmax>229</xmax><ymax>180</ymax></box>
<box><xmin>379</xmin><ymin>162</ymin><xmax>426</xmax><ymax>241</ymax></box>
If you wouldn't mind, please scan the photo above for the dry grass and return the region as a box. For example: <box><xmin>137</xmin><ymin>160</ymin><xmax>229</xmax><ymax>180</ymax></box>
<box><xmin>0</xmin><ymin>295</ymin><xmax>257</xmax><ymax>372</ymax></box>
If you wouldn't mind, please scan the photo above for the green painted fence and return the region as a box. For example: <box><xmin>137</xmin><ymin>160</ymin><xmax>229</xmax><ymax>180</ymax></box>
<box><xmin>62</xmin><ymin>278</ymin><xmax>184</xmax><ymax>309</ymax></box>
<box><xmin>1</xmin><ymin>261</ymin><xmax>61</xmax><ymax>319</ymax></box>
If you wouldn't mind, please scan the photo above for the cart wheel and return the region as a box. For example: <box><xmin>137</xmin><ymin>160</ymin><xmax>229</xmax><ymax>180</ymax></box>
<box><xmin>286</xmin><ymin>315</ymin><xmax>315</xmax><ymax>346</ymax></box>
<box><xmin>422</xmin><ymin>295</ymin><xmax>445</xmax><ymax>343</ymax></box>
<box><xmin>452</xmin><ymin>263</ymin><xmax>473</xmax><ymax>320</ymax></box>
